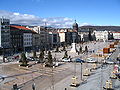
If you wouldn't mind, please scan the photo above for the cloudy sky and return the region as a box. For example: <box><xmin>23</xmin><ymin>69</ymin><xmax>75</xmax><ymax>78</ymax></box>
<box><xmin>0</xmin><ymin>0</ymin><xmax>120</xmax><ymax>27</ymax></box>
<box><xmin>0</xmin><ymin>10</ymin><xmax>77</xmax><ymax>28</ymax></box>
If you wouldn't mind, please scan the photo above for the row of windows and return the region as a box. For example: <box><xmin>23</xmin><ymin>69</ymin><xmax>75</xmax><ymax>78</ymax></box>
<box><xmin>24</xmin><ymin>34</ymin><xmax>32</xmax><ymax>37</ymax></box>
<box><xmin>12</xmin><ymin>40</ymin><xmax>22</xmax><ymax>43</ymax></box>
<box><xmin>24</xmin><ymin>42</ymin><xmax>32</xmax><ymax>45</ymax></box>
<box><xmin>13</xmin><ymin>43</ymin><xmax>22</xmax><ymax>47</ymax></box>
<box><xmin>12</xmin><ymin>35</ymin><xmax>22</xmax><ymax>38</ymax></box>
<box><xmin>1</xmin><ymin>25</ymin><xmax>10</xmax><ymax>29</ymax></box>
<box><xmin>1</xmin><ymin>39</ymin><xmax>10</xmax><ymax>42</ymax></box>
<box><xmin>2</xmin><ymin>42</ymin><xmax>10</xmax><ymax>47</ymax></box>
<box><xmin>24</xmin><ymin>38</ymin><xmax>32</xmax><ymax>41</ymax></box>
<box><xmin>1</xmin><ymin>22</ymin><xmax>9</xmax><ymax>25</ymax></box>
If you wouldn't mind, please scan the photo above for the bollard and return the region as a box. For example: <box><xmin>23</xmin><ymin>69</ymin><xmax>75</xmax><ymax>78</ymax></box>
<box><xmin>106</xmin><ymin>80</ymin><xmax>109</xmax><ymax>89</ymax></box>
<box><xmin>83</xmin><ymin>68</ymin><xmax>90</xmax><ymax>76</ymax></box>
<box><xmin>110</xmin><ymin>71</ymin><xmax>117</xmax><ymax>79</ymax></box>
<box><xmin>13</xmin><ymin>84</ymin><xmax>17</xmax><ymax>90</ymax></box>
<box><xmin>109</xmin><ymin>80</ymin><xmax>113</xmax><ymax>89</ymax></box>
<box><xmin>71</xmin><ymin>76</ymin><xmax>79</xmax><ymax>87</ymax></box>
<box><xmin>93</xmin><ymin>63</ymin><xmax>97</xmax><ymax>69</ymax></box>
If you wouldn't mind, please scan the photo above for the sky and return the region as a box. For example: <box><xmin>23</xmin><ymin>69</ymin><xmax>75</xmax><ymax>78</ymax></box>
<box><xmin>0</xmin><ymin>0</ymin><xmax>120</xmax><ymax>27</ymax></box>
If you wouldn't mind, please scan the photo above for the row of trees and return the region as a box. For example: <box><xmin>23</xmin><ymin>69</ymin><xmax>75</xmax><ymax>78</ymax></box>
<box><xmin>55</xmin><ymin>45</ymin><xmax>66</xmax><ymax>52</ymax></box>
<box><xmin>20</xmin><ymin>45</ymin><xmax>88</xmax><ymax>67</ymax></box>
<box><xmin>20</xmin><ymin>50</ymin><xmax>53</xmax><ymax>67</ymax></box>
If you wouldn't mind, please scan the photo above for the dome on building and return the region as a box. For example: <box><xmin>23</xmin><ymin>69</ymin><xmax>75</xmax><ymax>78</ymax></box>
<box><xmin>73</xmin><ymin>20</ymin><xmax>78</xmax><ymax>32</ymax></box>
<box><xmin>73</xmin><ymin>20</ymin><xmax>78</xmax><ymax>27</ymax></box>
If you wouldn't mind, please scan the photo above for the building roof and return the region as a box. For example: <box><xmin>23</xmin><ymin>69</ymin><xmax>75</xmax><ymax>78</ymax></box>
<box><xmin>113</xmin><ymin>32</ymin><xmax>120</xmax><ymax>33</ymax></box>
<box><xmin>10</xmin><ymin>25</ymin><xmax>31</xmax><ymax>30</ymax></box>
<box><xmin>10</xmin><ymin>25</ymin><xmax>38</xmax><ymax>34</ymax></box>
<box><xmin>79</xmin><ymin>26</ymin><xmax>120</xmax><ymax>31</ymax></box>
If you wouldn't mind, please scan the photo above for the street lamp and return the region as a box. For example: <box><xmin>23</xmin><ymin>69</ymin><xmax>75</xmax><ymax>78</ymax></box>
<box><xmin>1</xmin><ymin>47</ymin><xmax>5</xmax><ymax>62</ymax></box>
<box><xmin>14</xmin><ymin>45</ymin><xmax>16</xmax><ymax>54</ymax></box>
<box><xmin>80</xmin><ymin>63</ymin><xmax>83</xmax><ymax>80</ymax></box>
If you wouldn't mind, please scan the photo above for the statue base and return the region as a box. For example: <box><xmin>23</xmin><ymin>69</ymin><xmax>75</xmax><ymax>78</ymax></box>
<box><xmin>70</xmin><ymin>43</ymin><xmax>77</xmax><ymax>53</ymax></box>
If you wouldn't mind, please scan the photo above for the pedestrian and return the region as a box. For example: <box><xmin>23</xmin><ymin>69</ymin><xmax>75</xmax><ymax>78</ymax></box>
<box><xmin>32</xmin><ymin>83</ymin><xmax>35</xmax><ymax>90</ymax></box>
<box><xmin>65</xmin><ymin>88</ymin><xmax>67</xmax><ymax>90</ymax></box>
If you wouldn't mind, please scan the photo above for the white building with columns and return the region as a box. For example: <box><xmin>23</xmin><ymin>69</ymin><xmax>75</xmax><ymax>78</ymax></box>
<box><xmin>93</xmin><ymin>30</ymin><xmax>108</xmax><ymax>41</ymax></box>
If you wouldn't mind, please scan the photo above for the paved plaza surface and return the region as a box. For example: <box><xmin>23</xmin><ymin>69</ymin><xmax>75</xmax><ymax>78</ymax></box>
<box><xmin>0</xmin><ymin>41</ymin><xmax>120</xmax><ymax>90</ymax></box>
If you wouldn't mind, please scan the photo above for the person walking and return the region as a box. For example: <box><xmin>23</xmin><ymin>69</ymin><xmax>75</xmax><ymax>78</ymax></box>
<box><xmin>32</xmin><ymin>83</ymin><xmax>35</xmax><ymax>90</ymax></box>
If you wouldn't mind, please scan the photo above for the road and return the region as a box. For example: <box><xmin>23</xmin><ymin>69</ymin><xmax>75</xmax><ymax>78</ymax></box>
<box><xmin>16</xmin><ymin>41</ymin><xmax>112</xmax><ymax>90</ymax></box>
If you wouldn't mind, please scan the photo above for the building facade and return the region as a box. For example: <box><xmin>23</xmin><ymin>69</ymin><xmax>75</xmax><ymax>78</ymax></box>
<box><xmin>57</xmin><ymin>28</ymin><xmax>73</xmax><ymax>46</ymax></box>
<box><xmin>0</xmin><ymin>18</ymin><xmax>11</xmax><ymax>56</ymax></box>
<box><xmin>10</xmin><ymin>25</ymin><xmax>23</xmax><ymax>53</ymax></box>
<box><xmin>27</xmin><ymin>26</ymin><xmax>50</xmax><ymax>51</ymax></box>
<box><xmin>23</xmin><ymin>33</ymin><xmax>32</xmax><ymax>52</ymax></box>
<box><xmin>10</xmin><ymin>25</ymin><xmax>33</xmax><ymax>53</ymax></box>
<box><xmin>113</xmin><ymin>32</ymin><xmax>120</xmax><ymax>40</ymax></box>
<box><xmin>49</xmin><ymin>31</ymin><xmax>60</xmax><ymax>48</ymax></box>
<box><xmin>32</xmin><ymin>32</ymin><xmax>40</xmax><ymax>51</ymax></box>
<box><xmin>93</xmin><ymin>30</ymin><xmax>108</xmax><ymax>41</ymax></box>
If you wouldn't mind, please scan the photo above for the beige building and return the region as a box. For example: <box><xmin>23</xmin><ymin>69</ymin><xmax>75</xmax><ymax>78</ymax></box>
<box><xmin>93</xmin><ymin>30</ymin><xmax>108</xmax><ymax>41</ymax></box>
<box><xmin>27</xmin><ymin>26</ymin><xmax>50</xmax><ymax>50</ymax></box>
<box><xmin>113</xmin><ymin>32</ymin><xmax>120</xmax><ymax>40</ymax></box>
<box><xmin>57</xmin><ymin>28</ymin><xmax>73</xmax><ymax>45</ymax></box>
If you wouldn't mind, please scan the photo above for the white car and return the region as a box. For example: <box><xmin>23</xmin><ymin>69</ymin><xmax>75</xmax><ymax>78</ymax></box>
<box><xmin>106</xmin><ymin>61</ymin><xmax>114</xmax><ymax>64</ymax></box>
<box><xmin>86</xmin><ymin>58</ymin><xmax>97</xmax><ymax>63</ymax></box>
<box><xmin>62</xmin><ymin>58</ymin><xmax>71</xmax><ymax>62</ymax></box>
<box><xmin>53</xmin><ymin>62</ymin><xmax>59</xmax><ymax>66</ymax></box>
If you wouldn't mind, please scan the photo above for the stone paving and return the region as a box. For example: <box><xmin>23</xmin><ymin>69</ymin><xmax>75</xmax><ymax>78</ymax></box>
<box><xmin>0</xmin><ymin>41</ymin><xmax>118</xmax><ymax>90</ymax></box>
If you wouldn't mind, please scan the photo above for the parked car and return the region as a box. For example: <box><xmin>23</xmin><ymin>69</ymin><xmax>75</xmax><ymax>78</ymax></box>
<box><xmin>62</xmin><ymin>58</ymin><xmax>71</xmax><ymax>62</ymax></box>
<box><xmin>75</xmin><ymin>58</ymin><xmax>85</xmax><ymax>63</ymax></box>
<box><xmin>53</xmin><ymin>62</ymin><xmax>59</xmax><ymax>67</ymax></box>
<box><xmin>86</xmin><ymin>58</ymin><xmax>97</xmax><ymax>63</ymax></box>
<box><xmin>27</xmin><ymin>57</ymin><xmax>35</xmax><ymax>61</ymax></box>
<box><xmin>106</xmin><ymin>61</ymin><xmax>114</xmax><ymax>64</ymax></box>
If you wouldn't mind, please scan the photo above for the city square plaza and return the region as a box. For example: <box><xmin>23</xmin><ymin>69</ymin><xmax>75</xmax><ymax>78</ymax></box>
<box><xmin>0</xmin><ymin>41</ymin><xmax>120</xmax><ymax>90</ymax></box>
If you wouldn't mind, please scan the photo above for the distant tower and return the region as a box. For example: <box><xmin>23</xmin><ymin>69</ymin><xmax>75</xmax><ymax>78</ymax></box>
<box><xmin>73</xmin><ymin>20</ymin><xmax>78</xmax><ymax>32</ymax></box>
<box><xmin>70</xmin><ymin>20</ymin><xmax>78</xmax><ymax>53</ymax></box>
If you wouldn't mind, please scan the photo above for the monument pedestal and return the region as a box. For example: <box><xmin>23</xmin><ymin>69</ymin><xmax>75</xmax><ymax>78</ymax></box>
<box><xmin>70</xmin><ymin>43</ymin><xmax>77</xmax><ymax>53</ymax></box>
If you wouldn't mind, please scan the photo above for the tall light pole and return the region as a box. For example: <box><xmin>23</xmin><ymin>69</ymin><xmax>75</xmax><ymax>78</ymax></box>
<box><xmin>100</xmin><ymin>65</ymin><xmax>103</xmax><ymax>90</ymax></box>
<box><xmin>80</xmin><ymin>63</ymin><xmax>82</xmax><ymax>80</ymax></box>
<box><xmin>14</xmin><ymin>45</ymin><xmax>16</xmax><ymax>54</ymax></box>
<box><xmin>1</xmin><ymin>46</ymin><xmax>5</xmax><ymax>62</ymax></box>
<box><xmin>52</xmin><ymin>67</ymin><xmax>54</xmax><ymax>90</ymax></box>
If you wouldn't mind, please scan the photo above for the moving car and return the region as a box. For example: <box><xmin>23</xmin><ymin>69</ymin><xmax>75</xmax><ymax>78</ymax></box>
<box><xmin>53</xmin><ymin>62</ymin><xmax>59</xmax><ymax>67</ymax></box>
<box><xmin>62</xmin><ymin>58</ymin><xmax>71</xmax><ymax>62</ymax></box>
<box><xmin>75</xmin><ymin>58</ymin><xmax>85</xmax><ymax>63</ymax></box>
<box><xmin>86</xmin><ymin>58</ymin><xmax>97</xmax><ymax>63</ymax></box>
<box><xmin>106</xmin><ymin>61</ymin><xmax>114</xmax><ymax>64</ymax></box>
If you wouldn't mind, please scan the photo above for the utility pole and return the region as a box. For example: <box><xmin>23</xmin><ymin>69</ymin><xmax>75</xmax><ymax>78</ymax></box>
<box><xmin>81</xmin><ymin>63</ymin><xmax>82</xmax><ymax>80</ymax></box>
<box><xmin>51</xmin><ymin>66</ymin><xmax>54</xmax><ymax>90</ymax></box>
<box><xmin>100</xmin><ymin>65</ymin><xmax>103</xmax><ymax>90</ymax></box>
<box><xmin>74</xmin><ymin>60</ymin><xmax>76</xmax><ymax>76</ymax></box>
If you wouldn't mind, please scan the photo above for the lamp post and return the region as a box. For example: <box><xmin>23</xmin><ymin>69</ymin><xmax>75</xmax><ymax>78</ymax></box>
<box><xmin>80</xmin><ymin>63</ymin><xmax>82</xmax><ymax>80</ymax></box>
<box><xmin>100</xmin><ymin>65</ymin><xmax>103</xmax><ymax>90</ymax></box>
<box><xmin>14</xmin><ymin>45</ymin><xmax>16</xmax><ymax>54</ymax></box>
<box><xmin>1</xmin><ymin>47</ymin><xmax>5</xmax><ymax>63</ymax></box>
